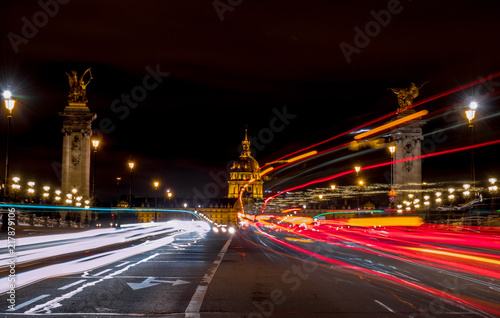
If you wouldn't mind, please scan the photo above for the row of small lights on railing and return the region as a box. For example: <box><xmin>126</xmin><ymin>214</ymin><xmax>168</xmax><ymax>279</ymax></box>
<box><xmin>395</xmin><ymin>179</ymin><xmax>497</xmax><ymax>213</ymax></box>
<box><xmin>10</xmin><ymin>177</ymin><xmax>91</xmax><ymax>208</ymax></box>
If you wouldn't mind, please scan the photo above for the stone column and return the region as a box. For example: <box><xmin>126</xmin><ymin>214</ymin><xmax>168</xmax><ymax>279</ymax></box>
<box><xmin>59</xmin><ymin>102</ymin><xmax>96</xmax><ymax>219</ymax></box>
<box><xmin>390</xmin><ymin>109</ymin><xmax>426</xmax><ymax>196</ymax></box>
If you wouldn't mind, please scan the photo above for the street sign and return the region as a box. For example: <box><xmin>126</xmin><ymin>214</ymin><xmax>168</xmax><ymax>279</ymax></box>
<box><xmin>389</xmin><ymin>196</ymin><xmax>396</xmax><ymax>202</ymax></box>
<box><xmin>388</xmin><ymin>188</ymin><xmax>397</xmax><ymax>197</ymax></box>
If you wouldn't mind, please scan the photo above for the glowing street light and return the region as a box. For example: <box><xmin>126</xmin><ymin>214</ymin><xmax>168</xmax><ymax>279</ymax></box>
<box><xmin>128</xmin><ymin>159</ymin><xmax>135</xmax><ymax>208</ymax></box>
<box><xmin>2</xmin><ymin>90</ymin><xmax>16</xmax><ymax>200</ymax></box>
<box><xmin>388</xmin><ymin>146</ymin><xmax>396</xmax><ymax>155</ymax></box>
<box><xmin>91</xmin><ymin>137</ymin><xmax>100</xmax><ymax>204</ymax></box>
<box><xmin>354</xmin><ymin>165</ymin><xmax>361</xmax><ymax>176</ymax></box>
<box><xmin>153</xmin><ymin>180</ymin><xmax>160</xmax><ymax>222</ymax></box>
<box><xmin>466</xmin><ymin>101</ymin><xmax>478</xmax><ymax>192</ymax></box>
<box><xmin>388</xmin><ymin>145</ymin><xmax>396</xmax><ymax>188</ymax></box>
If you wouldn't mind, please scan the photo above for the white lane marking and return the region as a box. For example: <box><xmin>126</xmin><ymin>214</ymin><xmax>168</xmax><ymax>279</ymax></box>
<box><xmin>93</xmin><ymin>269</ymin><xmax>112</xmax><ymax>276</ymax></box>
<box><xmin>185</xmin><ymin>235</ymin><xmax>233</xmax><ymax>317</ymax></box>
<box><xmin>58</xmin><ymin>279</ymin><xmax>86</xmax><ymax>290</ymax></box>
<box><xmin>115</xmin><ymin>261</ymin><xmax>130</xmax><ymax>267</ymax></box>
<box><xmin>6</xmin><ymin>294</ymin><xmax>50</xmax><ymax>312</ymax></box>
<box><xmin>0</xmin><ymin>234</ymin><xmax>178</xmax><ymax>294</ymax></box>
<box><xmin>374</xmin><ymin>300</ymin><xmax>395</xmax><ymax>313</ymax></box>
<box><xmin>25</xmin><ymin>253</ymin><xmax>160</xmax><ymax>314</ymax></box>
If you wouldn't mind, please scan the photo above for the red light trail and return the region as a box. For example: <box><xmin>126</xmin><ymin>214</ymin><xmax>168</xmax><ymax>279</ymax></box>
<box><xmin>262</xmin><ymin>139</ymin><xmax>500</xmax><ymax>211</ymax></box>
<box><xmin>268</xmin><ymin>72</ymin><xmax>500</xmax><ymax>164</ymax></box>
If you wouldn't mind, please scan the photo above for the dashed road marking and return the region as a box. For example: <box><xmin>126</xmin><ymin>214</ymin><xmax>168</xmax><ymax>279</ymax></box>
<box><xmin>58</xmin><ymin>279</ymin><xmax>86</xmax><ymax>290</ymax></box>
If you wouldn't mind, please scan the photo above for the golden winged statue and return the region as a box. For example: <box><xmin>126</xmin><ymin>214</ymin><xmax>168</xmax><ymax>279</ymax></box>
<box><xmin>388</xmin><ymin>81</ymin><xmax>428</xmax><ymax>111</ymax></box>
<box><xmin>65</xmin><ymin>68</ymin><xmax>93</xmax><ymax>103</ymax></box>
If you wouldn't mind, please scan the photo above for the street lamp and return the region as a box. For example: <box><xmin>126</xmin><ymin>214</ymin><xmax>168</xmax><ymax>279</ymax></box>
<box><xmin>128</xmin><ymin>160</ymin><xmax>134</xmax><ymax>208</ymax></box>
<box><xmin>354</xmin><ymin>165</ymin><xmax>361</xmax><ymax>176</ymax></box>
<box><xmin>153</xmin><ymin>180</ymin><xmax>159</xmax><ymax>222</ymax></box>
<box><xmin>43</xmin><ymin>186</ymin><xmax>50</xmax><ymax>202</ymax></box>
<box><xmin>3</xmin><ymin>90</ymin><xmax>15</xmax><ymax>200</ymax></box>
<box><xmin>388</xmin><ymin>145</ymin><xmax>396</xmax><ymax>188</ymax></box>
<box><xmin>357</xmin><ymin>179</ymin><xmax>364</xmax><ymax>210</ymax></box>
<box><xmin>465</xmin><ymin>101</ymin><xmax>477</xmax><ymax>193</ymax></box>
<box><xmin>489</xmin><ymin>178</ymin><xmax>498</xmax><ymax>194</ymax></box>
<box><xmin>91</xmin><ymin>137</ymin><xmax>100</xmax><ymax>204</ymax></box>
<box><xmin>11</xmin><ymin>177</ymin><xmax>20</xmax><ymax>200</ymax></box>
<box><xmin>423</xmin><ymin>197</ymin><xmax>430</xmax><ymax>221</ymax></box>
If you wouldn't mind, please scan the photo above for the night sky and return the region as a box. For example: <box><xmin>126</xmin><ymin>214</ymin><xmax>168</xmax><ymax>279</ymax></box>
<box><xmin>1</xmin><ymin>0</ymin><xmax>500</xmax><ymax>202</ymax></box>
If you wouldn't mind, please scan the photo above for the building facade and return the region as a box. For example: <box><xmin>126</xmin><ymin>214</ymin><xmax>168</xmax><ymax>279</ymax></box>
<box><xmin>227</xmin><ymin>129</ymin><xmax>263</xmax><ymax>199</ymax></box>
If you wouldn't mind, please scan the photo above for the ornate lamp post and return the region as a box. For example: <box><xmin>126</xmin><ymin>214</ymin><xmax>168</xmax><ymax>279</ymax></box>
<box><xmin>153</xmin><ymin>180</ymin><xmax>159</xmax><ymax>222</ymax></box>
<box><xmin>11</xmin><ymin>177</ymin><xmax>20</xmax><ymax>201</ymax></box>
<box><xmin>128</xmin><ymin>160</ymin><xmax>134</xmax><ymax>208</ymax></box>
<box><xmin>424</xmin><ymin>195</ymin><xmax>430</xmax><ymax>221</ymax></box>
<box><xmin>91</xmin><ymin>137</ymin><xmax>99</xmax><ymax>204</ymax></box>
<box><xmin>465</xmin><ymin>101</ymin><xmax>477</xmax><ymax>194</ymax></box>
<box><xmin>388</xmin><ymin>145</ymin><xmax>396</xmax><ymax>188</ymax></box>
<box><xmin>3</xmin><ymin>91</ymin><xmax>15</xmax><ymax>200</ymax></box>
<box><xmin>357</xmin><ymin>179</ymin><xmax>364</xmax><ymax>210</ymax></box>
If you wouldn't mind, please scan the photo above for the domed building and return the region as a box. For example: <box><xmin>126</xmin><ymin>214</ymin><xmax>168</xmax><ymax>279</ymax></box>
<box><xmin>227</xmin><ymin>129</ymin><xmax>263</xmax><ymax>199</ymax></box>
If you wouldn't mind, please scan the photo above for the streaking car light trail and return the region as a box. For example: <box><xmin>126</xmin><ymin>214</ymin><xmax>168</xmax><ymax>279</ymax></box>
<box><xmin>248</xmin><ymin>222</ymin><xmax>500</xmax><ymax>316</ymax></box>
<box><xmin>0</xmin><ymin>221</ymin><xmax>211</xmax><ymax>294</ymax></box>
<box><xmin>0</xmin><ymin>204</ymin><xmax>202</xmax><ymax>219</ymax></box>
<box><xmin>242</xmin><ymin>217</ymin><xmax>500</xmax><ymax>316</ymax></box>
<box><xmin>354</xmin><ymin>110</ymin><xmax>429</xmax><ymax>140</ymax></box>
<box><xmin>262</xmin><ymin>139</ymin><xmax>500</xmax><ymax>211</ymax></box>
<box><xmin>269</xmin><ymin>72</ymin><xmax>500</xmax><ymax>163</ymax></box>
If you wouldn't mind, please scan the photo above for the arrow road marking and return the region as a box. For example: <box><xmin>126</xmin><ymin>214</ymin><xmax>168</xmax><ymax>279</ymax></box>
<box><xmin>127</xmin><ymin>277</ymin><xmax>190</xmax><ymax>290</ymax></box>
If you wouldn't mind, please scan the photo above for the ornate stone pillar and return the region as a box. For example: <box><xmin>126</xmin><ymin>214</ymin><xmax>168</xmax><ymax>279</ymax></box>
<box><xmin>59</xmin><ymin>102</ymin><xmax>96</xmax><ymax>222</ymax></box>
<box><xmin>390</xmin><ymin>109</ymin><xmax>426</xmax><ymax>195</ymax></box>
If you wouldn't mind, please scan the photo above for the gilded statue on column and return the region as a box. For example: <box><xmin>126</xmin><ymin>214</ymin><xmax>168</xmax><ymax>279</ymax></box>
<box><xmin>388</xmin><ymin>81</ymin><xmax>428</xmax><ymax>111</ymax></box>
<box><xmin>65</xmin><ymin>68</ymin><xmax>93</xmax><ymax>103</ymax></box>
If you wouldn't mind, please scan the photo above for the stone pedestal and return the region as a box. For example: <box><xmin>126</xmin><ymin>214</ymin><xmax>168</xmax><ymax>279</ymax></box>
<box><xmin>59</xmin><ymin>102</ymin><xmax>96</xmax><ymax>218</ymax></box>
<box><xmin>390</xmin><ymin>109</ymin><xmax>426</xmax><ymax>195</ymax></box>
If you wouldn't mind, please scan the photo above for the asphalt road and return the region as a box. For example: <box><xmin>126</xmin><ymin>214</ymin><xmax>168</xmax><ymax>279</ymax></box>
<box><xmin>1</xmin><ymin>221</ymin><xmax>499</xmax><ymax>317</ymax></box>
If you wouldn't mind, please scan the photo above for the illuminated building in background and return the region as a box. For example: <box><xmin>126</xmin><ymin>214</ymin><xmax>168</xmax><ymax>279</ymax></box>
<box><xmin>228</xmin><ymin>129</ymin><xmax>263</xmax><ymax>199</ymax></box>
